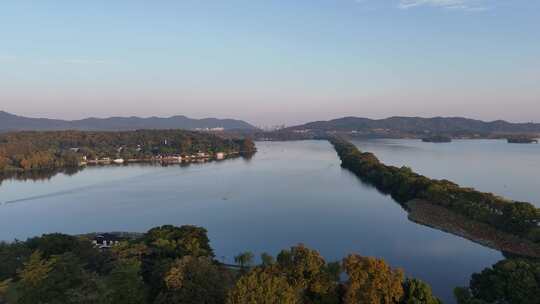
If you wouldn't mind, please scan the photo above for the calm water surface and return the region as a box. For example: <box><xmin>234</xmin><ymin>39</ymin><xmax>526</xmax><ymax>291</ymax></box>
<box><xmin>0</xmin><ymin>140</ymin><xmax>514</xmax><ymax>302</ymax></box>
<box><xmin>352</xmin><ymin>139</ymin><xmax>540</xmax><ymax>206</ymax></box>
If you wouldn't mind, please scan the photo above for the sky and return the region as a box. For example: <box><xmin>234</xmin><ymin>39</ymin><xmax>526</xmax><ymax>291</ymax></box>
<box><xmin>1</xmin><ymin>0</ymin><xmax>539</xmax><ymax>126</ymax></box>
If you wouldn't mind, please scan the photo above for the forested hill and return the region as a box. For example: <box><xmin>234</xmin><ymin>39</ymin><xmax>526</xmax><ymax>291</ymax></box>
<box><xmin>287</xmin><ymin>116</ymin><xmax>540</xmax><ymax>137</ymax></box>
<box><xmin>0</xmin><ymin>111</ymin><xmax>258</xmax><ymax>132</ymax></box>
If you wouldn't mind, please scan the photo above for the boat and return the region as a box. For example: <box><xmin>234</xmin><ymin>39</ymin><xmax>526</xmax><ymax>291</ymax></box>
<box><xmin>421</xmin><ymin>135</ymin><xmax>452</xmax><ymax>143</ymax></box>
<box><xmin>507</xmin><ymin>137</ymin><xmax>538</xmax><ymax>144</ymax></box>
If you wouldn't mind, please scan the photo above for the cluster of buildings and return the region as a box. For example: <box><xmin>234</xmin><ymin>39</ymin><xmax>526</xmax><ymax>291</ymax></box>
<box><xmin>81</xmin><ymin>151</ymin><xmax>228</xmax><ymax>166</ymax></box>
<box><xmin>194</xmin><ymin>127</ymin><xmax>225</xmax><ymax>132</ymax></box>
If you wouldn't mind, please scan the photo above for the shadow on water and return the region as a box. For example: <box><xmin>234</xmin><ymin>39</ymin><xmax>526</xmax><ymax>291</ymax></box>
<box><xmin>0</xmin><ymin>153</ymin><xmax>255</xmax><ymax>188</ymax></box>
<box><xmin>338</xmin><ymin>157</ymin><xmax>540</xmax><ymax>262</ymax></box>
<box><xmin>0</xmin><ymin>167</ymin><xmax>84</xmax><ymax>186</ymax></box>
<box><xmin>340</xmin><ymin>165</ymin><xmax>410</xmax><ymax>207</ymax></box>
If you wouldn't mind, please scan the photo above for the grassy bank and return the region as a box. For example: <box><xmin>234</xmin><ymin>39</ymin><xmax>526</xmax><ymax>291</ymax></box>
<box><xmin>328</xmin><ymin>137</ymin><xmax>540</xmax><ymax>249</ymax></box>
<box><xmin>407</xmin><ymin>200</ymin><xmax>540</xmax><ymax>258</ymax></box>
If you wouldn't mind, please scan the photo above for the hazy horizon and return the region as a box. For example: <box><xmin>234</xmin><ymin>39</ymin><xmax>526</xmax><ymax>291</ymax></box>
<box><xmin>4</xmin><ymin>109</ymin><xmax>540</xmax><ymax>128</ymax></box>
<box><xmin>2</xmin><ymin>0</ymin><xmax>539</xmax><ymax>125</ymax></box>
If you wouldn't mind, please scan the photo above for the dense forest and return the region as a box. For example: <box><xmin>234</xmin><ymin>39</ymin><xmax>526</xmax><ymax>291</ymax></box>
<box><xmin>0</xmin><ymin>130</ymin><xmax>256</xmax><ymax>173</ymax></box>
<box><xmin>1</xmin><ymin>225</ymin><xmax>536</xmax><ymax>304</ymax></box>
<box><xmin>328</xmin><ymin>137</ymin><xmax>540</xmax><ymax>245</ymax></box>
<box><xmin>0</xmin><ymin>224</ymin><xmax>437</xmax><ymax>304</ymax></box>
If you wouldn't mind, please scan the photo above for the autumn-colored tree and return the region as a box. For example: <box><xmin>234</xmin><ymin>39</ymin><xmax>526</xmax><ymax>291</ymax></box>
<box><xmin>277</xmin><ymin>244</ymin><xmax>338</xmax><ymax>303</ymax></box>
<box><xmin>0</xmin><ymin>279</ymin><xmax>11</xmax><ymax>302</ymax></box>
<box><xmin>278</xmin><ymin>245</ymin><xmax>331</xmax><ymax>293</ymax></box>
<box><xmin>343</xmin><ymin>254</ymin><xmax>404</xmax><ymax>304</ymax></box>
<box><xmin>17</xmin><ymin>251</ymin><xmax>54</xmax><ymax>289</ymax></box>
<box><xmin>0</xmin><ymin>224</ymin><xmax>445</xmax><ymax>304</ymax></box>
<box><xmin>155</xmin><ymin>256</ymin><xmax>232</xmax><ymax>304</ymax></box>
<box><xmin>0</xmin><ymin>241</ymin><xmax>32</xmax><ymax>281</ymax></box>
<box><xmin>227</xmin><ymin>267</ymin><xmax>299</xmax><ymax>304</ymax></box>
<box><xmin>237</xmin><ymin>138</ymin><xmax>256</xmax><ymax>153</ymax></box>
<box><xmin>0</xmin><ymin>155</ymin><xmax>9</xmax><ymax>170</ymax></box>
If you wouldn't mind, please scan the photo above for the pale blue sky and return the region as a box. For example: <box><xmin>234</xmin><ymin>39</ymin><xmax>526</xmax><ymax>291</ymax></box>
<box><xmin>1</xmin><ymin>0</ymin><xmax>539</xmax><ymax>126</ymax></box>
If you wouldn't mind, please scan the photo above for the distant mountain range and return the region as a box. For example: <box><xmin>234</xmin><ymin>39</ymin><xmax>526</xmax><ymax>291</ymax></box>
<box><xmin>287</xmin><ymin>116</ymin><xmax>540</xmax><ymax>137</ymax></box>
<box><xmin>0</xmin><ymin>111</ymin><xmax>258</xmax><ymax>132</ymax></box>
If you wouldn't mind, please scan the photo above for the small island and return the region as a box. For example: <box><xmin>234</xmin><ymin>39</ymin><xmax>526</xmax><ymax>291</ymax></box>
<box><xmin>507</xmin><ymin>137</ymin><xmax>538</xmax><ymax>144</ymax></box>
<box><xmin>421</xmin><ymin>135</ymin><xmax>452</xmax><ymax>143</ymax></box>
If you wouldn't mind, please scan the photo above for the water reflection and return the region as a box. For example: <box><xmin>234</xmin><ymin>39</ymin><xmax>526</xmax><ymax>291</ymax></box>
<box><xmin>0</xmin><ymin>167</ymin><xmax>83</xmax><ymax>186</ymax></box>
<box><xmin>0</xmin><ymin>141</ymin><xmax>504</xmax><ymax>303</ymax></box>
<box><xmin>0</xmin><ymin>153</ymin><xmax>256</xmax><ymax>189</ymax></box>
<box><xmin>352</xmin><ymin>139</ymin><xmax>540</xmax><ymax>206</ymax></box>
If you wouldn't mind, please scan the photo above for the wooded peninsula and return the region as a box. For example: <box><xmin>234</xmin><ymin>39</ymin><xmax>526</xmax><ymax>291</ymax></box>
<box><xmin>328</xmin><ymin>137</ymin><xmax>540</xmax><ymax>255</ymax></box>
<box><xmin>0</xmin><ymin>130</ymin><xmax>256</xmax><ymax>173</ymax></box>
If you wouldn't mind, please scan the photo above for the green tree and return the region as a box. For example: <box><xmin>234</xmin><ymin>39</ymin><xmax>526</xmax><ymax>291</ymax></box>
<box><xmin>454</xmin><ymin>287</ymin><xmax>488</xmax><ymax>304</ymax></box>
<box><xmin>25</xmin><ymin>233</ymin><xmax>82</xmax><ymax>258</ymax></box>
<box><xmin>102</xmin><ymin>260</ymin><xmax>147</xmax><ymax>304</ymax></box>
<box><xmin>144</xmin><ymin>225</ymin><xmax>214</xmax><ymax>259</ymax></box>
<box><xmin>64</xmin><ymin>274</ymin><xmax>107</xmax><ymax>304</ymax></box>
<box><xmin>466</xmin><ymin>258</ymin><xmax>540</xmax><ymax>304</ymax></box>
<box><xmin>227</xmin><ymin>267</ymin><xmax>299</xmax><ymax>304</ymax></box>
<box><xmin>155</xmin><ymin>256</ymin><xmax>232</xmax><ymax>304</ymax></box>
<box><xmin>141</xmin><ymin>225</ymin><xmax>215</xmax><ymax>298</ymax></box>
<box><xmin>500</xmin><ymin>202</ymin><xmax>540</xmax><ymax>235</ymax></box>
<box><xmin>401</xmin><ymin>278</ymin><xmax>442</xmax><ymax>304</ymax></box>
<box><xmin>26</xmin><ymin>233</ymin><xmax>111</xmax><ymax>274</ymax></box>
<box><xmin>343</xmin><ymin>254</ymin><xmax>404</xmax><ymax>304</ymax></box>
<box><xmin>235</xmin><ymin>251</ymin><xmax>254</xmax><ymax>269</ymax></box>
<box><xmin>261</xmin><ymin>252</ymin><xmax>275</xmax><ymax>267</ymax></box>
<box><xmin>111</xmin><ymin>241</ymin><xmax>149</xmax><ymax>263</ymax></box>
<box><xmin>15</xmin><ymin>252</ymin><xmax>89</xmax><ymax>304</ymax></box>
<box><xmin>0</xmin><ymin>241</ymin><xmax>32</xmax><ymax>281</ymax></box>
<box><xmin>325</xmin><ymin>261</ymin><xmax>342</xmax><ymax>282</ymax></box>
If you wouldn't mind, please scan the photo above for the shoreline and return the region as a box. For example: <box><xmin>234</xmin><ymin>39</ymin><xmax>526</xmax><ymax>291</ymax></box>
<box><xmin>0</xmin><ymin>152</ymin><xmax>255</xmax><ymax>186</ymax></box>
<box><xmin>0</xmin><ymin>151</ymin><xmax>252</xmax><ymax>175</ymax></box>
<box><xmin>406</xmin><ymin>199</ymin><xmax>540</xmax><ymax>258</ymax></box>
<box><xmin>328</xmin><ymin>136</ymin><xmax>540</xmax><ymax>253</ymax></box>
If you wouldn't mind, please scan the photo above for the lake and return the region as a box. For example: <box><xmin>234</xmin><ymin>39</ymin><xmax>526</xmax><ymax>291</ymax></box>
<box><xmin>3</xmin><ymin>139</ymin><xmax>532</xmax><ymax>302</ymax></box>
<box><xmin>352</xmin><ymin>139</ymin><xmax>540</xmax><ymax>206</ymax></box>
